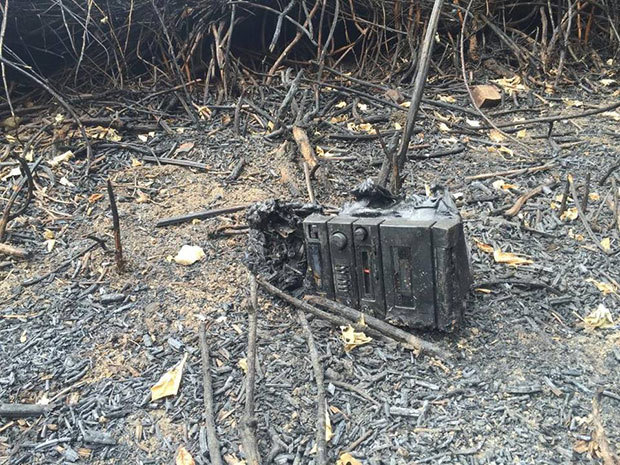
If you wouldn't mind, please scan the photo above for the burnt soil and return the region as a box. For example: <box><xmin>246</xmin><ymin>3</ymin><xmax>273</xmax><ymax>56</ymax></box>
<box><xmin>0</xmin><ymin>78</ymin><xmax>619</xmax><ymax>465</ymax></box>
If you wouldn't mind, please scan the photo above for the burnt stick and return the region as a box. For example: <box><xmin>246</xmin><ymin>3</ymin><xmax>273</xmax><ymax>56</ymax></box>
<box><xmin>240</xmin><ymin>275</ymin><xmax>262</xmax><ymax>465</ymax></box>
<box><xmin>199</xmin><ymin>323</ymin><xmax>224</xmax><ymax>465</ymax></box>
<box><xmin>297</xmin><ymin>310</ymin><xmax>327</xmax><ymax>465</ymax></box>
<box><xmin>155</xmin><ymin>204</ymin><xmax>249</xmax><ymax>228</ymax></box>
<box><xmin>0</xmin><ymin>403</ymin><xmax>49</xmax><ymax>419</ymax></box>
<box><xmin>107</xmin><ymin>180</ymin><xmax>125</xmax><ymax>273</ymax></box>
<box><xmin>308</xmin><ymin>296</ymin><xmax>450</xmax><ymax>359</ymax></box>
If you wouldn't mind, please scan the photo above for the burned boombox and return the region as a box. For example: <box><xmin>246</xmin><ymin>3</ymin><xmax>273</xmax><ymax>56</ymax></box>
<box><xmin>303</xmin><ymin>194</ymin><xmax>472</xmax><ymax>331</ymax></box>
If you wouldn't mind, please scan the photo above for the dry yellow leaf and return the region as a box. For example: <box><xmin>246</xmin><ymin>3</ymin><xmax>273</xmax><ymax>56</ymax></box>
<box><xmin>49</xmin><ymin>150</ymin><xmax>74</xmax><ymax>167</ymax></box>
<box><xmin>223</xmin><ymin>454</ymin><xmax>246</xmax><ymax>465</ymax></box>
<box><xmin>136</xmin><ymin>191</ymin><xmax>150</xmax><ymax>204</ymax></box>
<box><xmin>151</xmin><ymin>353</ymin><xmax>188</xmax><ymax>401</ymax></box>
<box><xmin>131</xmin><ymin>158</ymin><xmax>144</xmax><ymax>167</ymax></box>
<box><xmin>474</xmin><ymin>288</ymin><xmax>492</xmax><ymax>294</ymax></box>
<box><xmin>588</xmin><ymin>192</ymin><xmax>600</xmax><ymax>201</ymax></box>
<box><xmin>335</xmin><ymin>101</ymin><xmax>347</xmax><ymax>109</ymax></box>
<box><xmin>88</xmin><ymin>193</ymin><xmax>104</xmax><ymax>203</ymax></box>
<box><xmin>438</xmin><ymin>122</ymin><xmax>450</xmax><ymax>132</ymax></box>
<box><xmin>337</xmin><ymin>452</ymin><xmax>363</xmax><ymax>465</ymax></box>
<box><xmin>560</xmin><ymin>207</ymin><xmax>578</xmax><ymax>221</ymax></box>
<box><xmin>340</xmin><ymin>325</ymin><xmax>372</xmax><ymax>352</ymax></box>
<box><xmin>585</xmin><ymin>278</ymin><xmax>617</xmax><ymax>295</ymax></box>
<box><xmin>43</xmin><ymin>229</ymin><xmax>55</xmax><ymax>240</ymax></box>
<box><xmin>491</xmin><ymin>75</ymin><xmax>528</xmax><ymax>95</ymax></box>
<box><xmin>491</xmin><ymin>180</ymin><xmax>519</xmax><ymax>191</ymax></box>
<box><xmin>176</xmin><ymin>446</ymin><xmax>195</xmax><ymax>465</ymax></box>
<box><xmin>474</xmin><ymin>239</ymin><xmax>494</xmax><ymax>254</ymax></box>
<box><xmin>583</xmin><ymin>304</ymin><xmax>615</xmax><ymax>329</ymax></box>
<box><xmin>516</xmin><ymin>129</ymin><xmax>528</xmax><ymax>138</ymax></box>
<box><xmin>438</xmin><ymin>94</ymin><xmax>456</xmax><ymax>103</ymax></box>
<box><xmin>329</xmin><ymin>114</ymin><xmax>348</xmax><ymax>124</ymax></box>
<box><xmin>325</xmin><ymin>410</ymin><xmax>333</xmax><ymax>441</ymax></box>
<box><xmin>238</xmin><ymin>358</ymin><xmax>248</xmax><ymax>374</ymax></box>
<box><xmin>489</xmin><ymin>129</ymin><xmax>506</xmax><ymax>142</ymax></box>
<box><xmin>600</xmin><ymin>237</ymin><xmax>611</xmax><ymax>251</ymax></box>
<box><xmin>85</xmin><ymin>126</ymin><xmax>122</xmax><ymax>142</ymax></box>
<box><xmin>493</xmin><ymin>249</ymin><xmax>533</xmax><ymax>266</ymax></box>
<box><xmin>563</xmin><ymin>98</ymin><xmax>584</xmax><ymax>107</ymax></box>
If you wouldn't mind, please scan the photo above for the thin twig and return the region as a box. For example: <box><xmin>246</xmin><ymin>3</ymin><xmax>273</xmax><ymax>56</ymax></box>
<box><xmin>569</xmin><ymin>176</ymin><xmax>612</xmax><ymax>255</ymax></box>
<box><xmin>107</xmin><ymin>179</ymin><xmax>125</xmax><ymax>273</ymax></box>
<box><xmin>199</xmin><ymin>323</ymin><xmax>224</xmax><ymax>465</ymax></box>
<box><xmin>240</xmin><ymin>274</ymin><xmax>261</xmax><ymax>465</ymax></box>
<box><xmin>298</xmin><ymin>310</ymin><xmax>327</xmax><ymax>465</ymax></box>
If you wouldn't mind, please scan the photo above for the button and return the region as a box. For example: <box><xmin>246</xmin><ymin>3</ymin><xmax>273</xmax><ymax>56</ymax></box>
<box><xmin>331</xmin><ymin>232</ymin><xmax>347</xmax><ymax>250</ymax></box>
<box><xmin>354</xmin><ymin>227</ymin><xmax>367</xmax><ymax>242</ymax></box>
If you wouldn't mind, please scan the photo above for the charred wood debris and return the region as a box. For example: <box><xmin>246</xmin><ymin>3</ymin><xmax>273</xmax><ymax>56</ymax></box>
<box><xmin>0</xmin><ymin>0</ymin><xmax>619</xmax><ymax>464</ymax></box>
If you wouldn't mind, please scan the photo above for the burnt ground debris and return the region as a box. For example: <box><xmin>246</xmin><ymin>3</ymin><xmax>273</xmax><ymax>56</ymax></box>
<box><xmin>0</xmin><ymin>73</ymin><xmax>619</xmax><ymax>465</ymax></box>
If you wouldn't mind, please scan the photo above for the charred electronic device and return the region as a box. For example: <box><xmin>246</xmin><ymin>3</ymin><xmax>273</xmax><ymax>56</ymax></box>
<box><xmin>303</xmin><ymin>194</ymin><xmax>472</xmax><ymax>331</ymax></box>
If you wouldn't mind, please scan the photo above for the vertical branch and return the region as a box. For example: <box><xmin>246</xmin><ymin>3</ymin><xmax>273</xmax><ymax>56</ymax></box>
<box><xmin>199</xmin><ymin>323</ymin><xmax>224</xmax><ymax>465</ymax></box>
<box><xmin>391</xmin><ymin>0</ymin><xmax>445</xmax><ymax>192</ymax></box>
<box><xmin>240</xmin><ymin>274</ymin><xmax>262</xmax><ymax>465</ymax></box>
<box><xmin>106</xmin><ymin>179</ymin><xmax>125</xmax><ymax>272</ymax></box>
<box><xmin>297</xmin><ymin>310</ymin><xmax>327</xmax><ymax>465</ymax></box>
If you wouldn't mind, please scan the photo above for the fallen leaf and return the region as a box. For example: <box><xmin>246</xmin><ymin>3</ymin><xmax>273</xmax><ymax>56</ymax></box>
<box><xmin>438</xmin><ymin>94</ymin><xmax>456</xmax><ymax>103</ymax></box>
<box><xmin>466</xmin><ymin>119</ymin><xmax>481</xmax><ymax>127</ymax></box>
<box><xmin>588</xmin><ymin>192</ymin><xmax>600</xmax><ymax>201</ymax></box>
<box><xmin>176</xmin><ymin>446</ymin><xmax>195</xmax><ymax>465</ymax></box>
<box><xmin>516</xmin><ymin>129</ymin><xmax>528</xmax><ymax>138</ymax></box>
<box><xmin>488</xmin><ymin>129</ymin><xmax>506</xmax><ymax>142</ymax></box>
<box><xmin>336</xmin><ymin>452</ymin><xmax>363</xmax><ymax>465</ymax></box>
<box><xmin>560</xmin><ymin>207</ymin><xmax>578</xmax><ymax>221</ymax></box>
<box><xmin>131</xmin><ymin>158</ymin><xmax>144</xmax><ymax>167</ymax></box>
<box><xmin>491</xmin><ymin>75</ymin><xmax>528</xmax><ymax>95</ymax></box>
<box><xmin>59</xmin><ymin>176</ymin><xmax>75</xmax><ymax>187</ymax></box>
<box><xmin>347</xmin><ymin>122</ymin><xmax>374</xmax><ymax>133</ymax></box>
<box><xmin>583</xmin><ymin>304</ymin><xmax>615</xmax><ymax>329</ymax></box>
<box><xmin>137</xmin><ymin>134</ymin><xmax>149</xmax><ymax>142</ymax></box>
<box><xmin>340</xmin><ymin>325</ymin><xmax>372</xmax><ymax>352</ymax></box>
<box><xmin>329</xmin><ymin>114</ymin><xmax>348</xmax><ymax>124</ymax></box>
<box><xmin>238</xmin><ymin>358</ymin><xmax>248</xmax><ymax>374</ymax></box>
<box><xmin>325</xmin><ymin>410</ymin><xmax>333</xmax><ymax>441</ymax></box>
<box><xmin>151</xmin><ymin>353</ymin><xmax>188</xmax><ymax>401</ymax></box>
<box><xmin>493</xmin><ymin>249</ymin><xmax>533</xmax><ymax>266</ymax></box>
<box><xmin>335</xmin><ymin>101</ymin><xmax>347</xmax><ymax>109</ymax></box>
<box><xmin>600</xmin><ymin>237</ymin><xmax>611</xmax><ymax>252</ymax></box>
<box><xmin>85</xmin><ymin>126</ymin><xmax>121</xmax><ymax>142</ymax></box>
<box><xmin>585</xmin><ymin>278</ymin><xmax>617</xmax><ymax>295</ymax></box>
<box><xmin>223</xmin><ymin>454</ymin><xmax>246</xmax><ymax>465</ymax></box>
<box><xmin>43</xmin><ymin>230</ymin><xmax>55</xmax><ymax>240</ymax></box>
<box><xmin>45</xmin><ymin>239</ymin><xmax>56</xmax><ymax>252</ymax></box>
<box><xmin>175</xmin><ymin>142</ymin><xmax>195</xmax><ymax>155</ymax></box>
<box><xmin>174</xmin><ymin>245</ymin><xmax>205</xmax><ymax>266</ymax></box>
<box><xmin>192</xmin><ymin>103</ymin><xmax>212</xmax><ymax>120</ymax></box>
<box><xmin>492</xmin><ymin>180</ymin><xmax>519</xmax><ymax>191</ymax></box>
<box><xmin>136</xmin><ymin>191</ymin><xmax>150</xmax><ymax>204</ymax></box>
<box><xmin>599</xmin><ymin>79</ymin><xmax>616</xmax><ymax>87</ymax></box>
<box><xmin>563</xmin><ymin>98</ymin><xmax>584</xmax><ymax>107</ymax></box>
<box><xmin>474</xmin><ymin>239</ymin><xmax>494</xmax><ymax>254</ymax></box>
<box><xmin>474</xmin><ymin>288</ymin><xmax>492</xmax><ymax>294</ymax></box>
<box><xmin>88</xmin><ymin>193</ymin><xmax>104</xmax><ymax>203</ymax></box>
<box><xmin>438</xmin><ymin>122</ymin><xmax>450</xmax><ymax>132</ymax></box>
<box><xmin>49</xmin><ymin>150</ymin><xmax>74</xmax><ymax>167</ymax></box>
<box><xmin>357</xmin><ymin>103</ymin><xmax>369</xmax><ymax>112</ymax></box>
